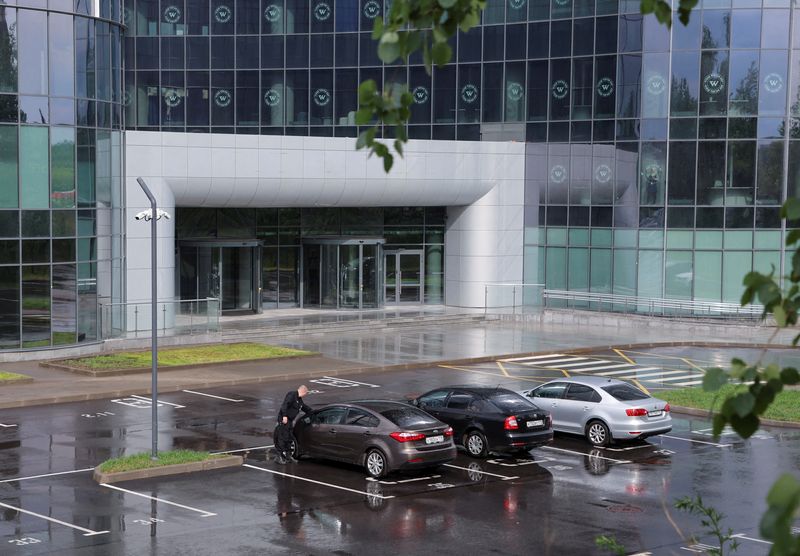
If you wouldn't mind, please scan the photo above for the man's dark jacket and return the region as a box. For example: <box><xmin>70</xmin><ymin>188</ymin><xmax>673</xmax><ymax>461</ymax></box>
<box><xmin>279</xmin><ymin>390</ymin><xmax>312</xmax><ymax>421</ymax></box>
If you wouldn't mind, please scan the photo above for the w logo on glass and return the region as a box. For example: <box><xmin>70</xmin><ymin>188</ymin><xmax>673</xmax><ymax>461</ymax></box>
<box><xmin>264</xmin><ymin>89</ymin><xmax>281</xmax><ymax>106</ymax></box>
<box><xmin>363</xmin><ymin>0</ymin><xmax>381</xmax><ymax>19</ymax></box>
<box><xmin>163</xmin><ymin>5</ymin><xmax>181</xmax><ymax>23</ymax></box>
<box><xmin>461</xmin><ymin>84</ymin><xmax>478</xmax><ymax>104</ymax></box>
<box><xmin>763</xmin><ymin>73</ymin><xmax>783</xmax><ymax>94</ymax></box>
<box><xmin>551</xmin><ymin>80</ymin><xmax>568</xmax><ymax>99</ymax></box>
<box><xmin>313</xmin><ymin>88</ymin><xmax>331</xmax><ymax>107</ymax></box>
<box><xmin>314</xmin><ymin>2</ymin><xmax>331</xmax><ymax>20</ymax></box>
<box><xmin>506</xmin><ymin>82</ymin><xmax>524</xmax><ymax>102</ymax></box>
<box><xmin>595</xmin><ymin>164</ymin><xmax>612</xmax><ymax>184</ymax></box>
<box><xmin>508</xmin><ymin>0</ymin><xmax>526</xmax><ymax>9</ymax></box>
<box><xmin>164</xmin><ymin>89</ymin><xmax>181</xmax><ymax>108</ymax></box>
<box><xmin>702</xmin><ymin>73</ymin><xmax>724</xmax><ymax>95</ymax></box>
<box><xmin>412</xmin><ymin>86</ymin><xmax>429</xmax><ymax>104</ymax></box>
<box><xmin>646</xmin><ymin>74</ymin><xmax>666</xmax><ymax>96</ymax></box>
<box><xmin>550</xmin><ymin>165</ymin><xmax>567</xmax><ymax>183</ymax></box>
<box><xmin>596</xmin><ymin>77</ymin><xmax>613</xmax><ymax>97</ymax></box>
<box><xmin>214</xmin><ymin>5</ymin><xmax>232</xmax><ymax>23</ymax></box>
<box><xmin>264</xmin><ymin>4</ymin><xmax>281</xmax><ymax>22</ymax></box>
<box><xmin>214</xmin><ymin>90</ymin><xmax>232</xmax><ymax>108</ymax></box>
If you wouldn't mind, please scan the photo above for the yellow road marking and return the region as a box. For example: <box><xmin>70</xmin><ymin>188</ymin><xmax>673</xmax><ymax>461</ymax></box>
<box><xmin>631</xmin><ymin>378</ymin><xmax>651</xmax><ymax>396</ymax></box>
<box><xmin>496</xmin><ymin>361</ymin><xmax>510</xmax><ymax>377</ymax></box>
<box><xmin>681</xmin><ymin>358</ymin><xmax>708</xmax><ymax>373</ymax></box>
<box><xmin>438</xmin><ymin>365</ymin><xmax>546</xmax><ymax>384</ymax></box>
<box><xmin>613</xmin><ymin>349</ymin><xmax>636</xmax><ymax>365</ymax></box>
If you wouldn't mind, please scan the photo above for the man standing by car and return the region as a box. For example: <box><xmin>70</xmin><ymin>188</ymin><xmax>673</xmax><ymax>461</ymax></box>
<box><xmin>274</xmin><ymin>385</ymin><xmax>313</xmax><ymax>464</ymax></box>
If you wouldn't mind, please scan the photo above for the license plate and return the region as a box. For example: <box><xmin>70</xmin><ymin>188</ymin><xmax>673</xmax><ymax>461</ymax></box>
<box><xmin>527</xmin><ymin>420</ymin><xmax>544</xmax><ymax>428</ymax></box>
<box><xmin>426</xmin><ymin>435</ymin><xmax>444</xmax><ymax>444</ymax></box>
<box><xmin>648</xmin><ymin>410</ymin><xmax>662</xmax><ymax>417</ymax></box>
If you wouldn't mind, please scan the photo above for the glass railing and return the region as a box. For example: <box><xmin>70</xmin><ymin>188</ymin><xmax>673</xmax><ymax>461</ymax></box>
<box><xmin>99</xmin><ymin>298</ymin><xmax>221</xmax><ymax>339</ymax></box>
<box><xmin>483</xmin><ymin>284</ymin><xmax>546</xmax><ymax>314</ymax></box>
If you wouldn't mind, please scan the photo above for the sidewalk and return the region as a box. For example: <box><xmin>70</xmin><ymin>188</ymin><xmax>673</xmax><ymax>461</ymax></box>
<box><xmin>0</xmin><ymin>311</ymin><xmax>796</xmax><ymax>410</ymax></box>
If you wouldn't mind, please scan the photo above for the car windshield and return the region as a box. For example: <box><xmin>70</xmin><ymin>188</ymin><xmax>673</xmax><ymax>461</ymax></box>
<box><xmin>487</xmin><ymin>392</ymin><xmax>537</xmax><ymax>412</ymax></box>
<box><xmin>380</xmin><ymin>407</ymin><xmax>440</xmax><ymax>428</ymax></box>
<box><xmin>602</xmin><ymin>383</ymin><xmax>649</xmax><ymax>401</ymax></box>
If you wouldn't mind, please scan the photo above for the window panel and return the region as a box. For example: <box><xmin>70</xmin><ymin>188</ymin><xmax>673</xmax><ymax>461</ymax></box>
<box><xmin>21</xmin><ymin>264</ymin><xmax>50</xmax><ymax>347</ymax></box>
<box><xmin>696</xmin><ymin>141</ymin><xmax>725</xmax><ymax>206</ymax></box>
<box><xmin>670</xmin><ymin>51</ymin><xmax>699</xmax><ymax>117</ymax></box>
<box><xmin>0</xmin><ymin>125</ymin><xmax>17</xmax><ymax>208</ymax></box>
<box><xmin>19</xmin><ymin>126</ymin><xmax>48</xmax><ymax>209</ymax></box>
<box><xmin>18</xmin><ymin>10</ymin><xmax>47</xmax><ymax>95</ymax></box>
<box><xmin>667</xmin><ymin>141</ymin><xmax>696</xmax><ymax>205</ymax></box>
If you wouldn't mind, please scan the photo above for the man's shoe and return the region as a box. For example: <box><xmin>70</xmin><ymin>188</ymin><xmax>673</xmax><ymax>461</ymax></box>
<box><xmin>287</xmin><ymin>455</ymin><xmax>299</xmax><ymax>463</ymax></box>
<box><xmin>275</xmin><ymin>453</ymin><xmax>287</xmax><ymax>465</ymax></box>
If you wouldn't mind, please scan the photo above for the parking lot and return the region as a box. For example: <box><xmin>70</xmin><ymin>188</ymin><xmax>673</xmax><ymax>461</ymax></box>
<box><xmin>0</xmin><ymin>355</ymin><xmax>797</xmax><ymax>555</ymax></box>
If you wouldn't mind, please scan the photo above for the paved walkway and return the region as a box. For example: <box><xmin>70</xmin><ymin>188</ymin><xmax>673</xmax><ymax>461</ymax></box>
<box><xmin>0</xmin><ymin>309</ymin><xmax>795</xmax><ymax>409</ymax></box>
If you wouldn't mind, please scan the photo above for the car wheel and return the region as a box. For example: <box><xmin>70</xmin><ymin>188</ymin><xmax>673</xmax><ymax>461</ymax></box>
<box><xmin>365</xmin><ymin>449</ymin><xmax>388</xmax><ymax>479</ymax></box>
<box><xmin>465</xmin><ymin>430</ymin><xmax>488</xmax><ymax>458</ymax></box>
<box><xmin>290</xmin><ymin>439</ymin><xmax>300</xmax><ymax>459</ymax></box>
<box><xmin>586</xmin><ymin>420</ymin><xmax>611</xmax><ymax>447</ymax></box>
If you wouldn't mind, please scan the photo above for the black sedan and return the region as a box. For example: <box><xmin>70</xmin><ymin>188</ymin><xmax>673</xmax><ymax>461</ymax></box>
<box><xmin>408</xmin><ymin>387</ymin><xmax>553</xmax><ymax>457</ymax></box>
<box><xmin>292</xmin><ymin>400</ymin><xmax>457</xmax><ymax>478</ymax></box>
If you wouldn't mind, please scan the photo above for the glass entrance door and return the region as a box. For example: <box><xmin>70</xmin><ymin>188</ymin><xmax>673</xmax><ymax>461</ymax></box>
<box><xmin>301</xmin><ymin>239</ymin><xmax>384</xmax><ymax>309</ymax></box>
<box><xmin>178</xmin><ymin>243</ymin><xmax>261</xmax><ymax>314</ymax></box>
<box><xmin>384</xmin><ymin>250</ymin><xmax>424</xmax><ymax>304</ymax></box>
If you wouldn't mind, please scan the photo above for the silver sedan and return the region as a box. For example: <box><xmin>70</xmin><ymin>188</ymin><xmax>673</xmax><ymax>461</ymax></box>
<box><xmin>519</xmin><ymin>376</ymin><xmax>672</xmax><ymax>447</ymax></box>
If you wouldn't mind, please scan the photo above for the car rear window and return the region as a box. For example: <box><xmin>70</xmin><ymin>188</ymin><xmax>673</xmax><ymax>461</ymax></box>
<box><xmin>602</xmin><ymin>383</ymin><xmax>649</xmax><ymax>401</ymax></box>
<box><xmin>380</xmin><ymin>407</ymin><xmax>440</xmax><ymax>428</ymax></box>
<box><xmin>487</xmin><ymin>392</ymin><xmax>537</xmax><ymax>413</ymax></box>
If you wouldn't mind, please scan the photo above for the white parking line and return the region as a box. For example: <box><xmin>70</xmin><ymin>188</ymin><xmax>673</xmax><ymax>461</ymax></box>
<box><xmin>661</xmin><ymin>435</ymin><xmax>732</xmax><ymax>448</ymax></box>
<box><xmin>610</xmin><ymin>369</ymin><xmax>687</xmax><ymax>379</ymax></box>
<box><xmin>502</xmin><ymin>354</ymin><xmax>568</xmax><ymax>362</ymax></box>
<box><xmin>243</xmin><ymin>464</ymin><xmax>395</xmax><ymax>499</ymax></box>
<box><xmin>538</xmin><ymin>446</ymin><xmax>632</xmax><ymax>463</ymax></box>
<box><xmin>523</xmin><ymin>357</ymin><xmax>588</xmax><ymax>366</ymax></box>
<box><xmin>0</xmin><ymin>501</ymin><xmax>109</xmax><ymax>536</ymax></box>
<box><xmin>0</xmin><ymin>468</ymin><xmax>94</xmax><ymax>483</ymax></box>
<box><xmin>653</xmin><ymin>374</ymin><xmax>704</xmax><ymax>382</ymax></box>
<box><xmin>182</xmin><ymin>390</ymin><xmax>244</xmax><ymax>403</ymax></box>
<box><xmin>593</xmin><ymin>366</ymin><xmax>660</xmax><ymax>376</ymax></box>
<box><xmin>557</xmin><ymin>360</ymin><xmax>616</xmax><ymax>368</ymax></box>
<box><xmin>442</xmin><ymin>463</ymin><xmax>519</xmax><ymax>480</ymax></box>
<box><xmin>0</xmin><ymin>423</ymin><xmax>17</xmax><ymax>428</ymax></box>
<box><xmin>573</xmin><ymin>363</ymin><xmax>635</xmax><ymax>372</ymax></box>
<box><xmin>101</xmin><ymin>484</ymin><xmax>217</xmax><ymax>517</ymax></box>
<box><xmin>212</xmin><ymin>444</ymin><xmax>274</xmax><ymax>454</ymax></box>
<box><xmin>673</xmin><ymin>380</ymin><xmax>704</xmax><ymax>386</ymax></box>
<box><xmin>732</xmin><ymin>534</ymin><xmax>773</xmax><ymax>545</ymax></box>
<box><xmin>130</xmin><ymin>394</ymin><xmax>186</xmax><ymax>408</ymax></box>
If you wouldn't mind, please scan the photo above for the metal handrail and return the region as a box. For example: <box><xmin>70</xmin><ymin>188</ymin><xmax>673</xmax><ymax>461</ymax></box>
<box><xmin>484</xmin><ymin>283</ymin><xmax>546</xmax><ymax>314</ymax></box>
<box><xmin>542</xmin><ymin>289</ymin><xmax>764</xmax><ymax>318</ymax></box>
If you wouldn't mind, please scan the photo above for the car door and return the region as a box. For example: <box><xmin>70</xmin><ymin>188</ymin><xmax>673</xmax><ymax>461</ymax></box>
<box><xmin>307</xmin><ymin>406</ymin><xmax>347</xmax><ymax>459</ymax></box>
<box><xmin>527</xmin><ymin>383</ymin><xmax>568</xmax><ymax>430</ymax></box>
<box><xmin>334</xmin><ymin>407</ymin><xmax>380</xmax><ymax>463</ymax></box>
<box><xmin>560</xmin><ymin>384</ymin><xmax>601</xmax><ymax>433</ymax></box>
<box><xmin>440</xmin><ymin>391</ymin><xmax>476</xmax><ymax>439</ymax></box>
<box><xmin>415</xmin><ymin>390</ymin><xmax>451</xmax><ymax>420</ymax></box>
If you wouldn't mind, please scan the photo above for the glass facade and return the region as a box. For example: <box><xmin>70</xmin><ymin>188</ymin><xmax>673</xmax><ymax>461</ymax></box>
<box><xmin>175</xmin><ymin>207</ymin><xmax>445</xmax><ymax>309</ymax></box>
<box><xmin>0</xmin><ymin>1</ymin><xmax>124</xmax><ymax>349</ymax></box>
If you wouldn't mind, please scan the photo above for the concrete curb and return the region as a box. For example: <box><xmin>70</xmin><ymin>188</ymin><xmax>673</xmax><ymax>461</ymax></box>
<box><xmin>41</xmin><ymin>352</ymin><xmax>318</xmax><ymax>377</ymax></box>
<box><xmin>0</xmin><ymin>377</ymin><xmax>34</xmax><ymax>387</ymax></box>
<box><xmin>669</xmin><ymin>405</ymin><xmax>800</xmax><ymax>429</ymax></box>
<box><xmin>93</xmin><ymin>454</ymin><xmax>243</xmax><ymax>484</ymax></box>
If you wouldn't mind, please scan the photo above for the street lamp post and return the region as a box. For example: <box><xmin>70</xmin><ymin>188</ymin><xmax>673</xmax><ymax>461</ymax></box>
<box><xmin>135</xmin><ymin>178</ymin><xmax>171</xmax><ymax>460</ymax></box>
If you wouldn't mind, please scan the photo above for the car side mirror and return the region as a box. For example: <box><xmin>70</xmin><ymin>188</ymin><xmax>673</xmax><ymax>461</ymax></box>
<box><xmin>411</xmin><ymin>399</ymin><xmax>419</xmax><ymax>406</ymax></box>
<box><xmin>303</xmin><ymin>417</ymin><xmax>311</xmax><ymax>424</ymax></box>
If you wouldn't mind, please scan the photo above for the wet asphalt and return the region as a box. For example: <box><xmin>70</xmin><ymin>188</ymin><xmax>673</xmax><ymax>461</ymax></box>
<box><xmin>0</xmin><ymin>359</ymin><xmax>797</xmax><ymax>555</ymax></box>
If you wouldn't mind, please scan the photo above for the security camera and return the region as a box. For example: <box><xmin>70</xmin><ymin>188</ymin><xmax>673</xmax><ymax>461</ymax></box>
<box><xmin>135</xmin><ymin>209</ymin><xmax>172</xmax><ymax>221</ymax></box>
<box><xmin>134</xmin><ymin>210</ymin><xmax>150</xmax><ymax>221</ymax></box>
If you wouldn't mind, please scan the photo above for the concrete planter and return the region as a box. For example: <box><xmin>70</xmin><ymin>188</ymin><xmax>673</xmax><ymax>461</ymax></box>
<box><xmin>93</xmin><ymin>454</ymin><xmax>243</xmax><ymax>484</ymax></box>
<box><xmin>0</xmin><ymin>377</ymin><xmax>34</xmax><ymax>386</ymax></box>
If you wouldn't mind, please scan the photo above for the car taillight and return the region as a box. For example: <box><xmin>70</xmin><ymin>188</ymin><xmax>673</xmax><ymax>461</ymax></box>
<box><xmin>444</xmin><ymin>426</ymin><xmax>453</xmax><ymax>437</ymax></box>
<box><xmin>390</xmin><ymin>431</ymin><xmax>426</xmax><ymax>442</ymax></box>
<box><xmin>546</xmin><ymin>415</ymin><xmax>552</xmax><ymax>428</ymax></box>
<box><xmin>504</xmin><ymin>416</ymin><xmax>519</xmax><ymax>430</ymax></box>
<box><xmin>626</xmin><ymin>408</ymin><xmax>648</xmax><ymax>417</ymax></box>
<box><xmin>664</xmin><ymin>403</ymin><xmax>670</xmax><ymax>413</ymax></box>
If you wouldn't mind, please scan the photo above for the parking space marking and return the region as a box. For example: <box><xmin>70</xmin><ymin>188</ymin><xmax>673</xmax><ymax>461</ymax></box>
<box><xmin>501</xmin><ymin>354</ymin><xmax>569</xmax><ymax>362</ymax></box>
<box><xmin>243</xmin><ymin>464</ymin><xmax>395</xmax><ymax>499</ymax></box>
<box><xmin>593</xmin><ymin>366</ymin><xmax>659</xmax><ymax>376</ymax></box>
<box><xmin>557</xmin><ymin>360</ymin><xmax>617</xmax><ymax>368</ymax></box>
<box><xmin>599</xmin><ymin>444</ymin><xmax>654</xmax><ymax>452</ymax></box>
<box><xmin>212</xmin><ymin>444</ymin><xmax>273</xmax><ymax>454</ymax></box>
<box><xmin>521</xmin><ymin>357</ymin><xmax>587</xmax><ymax>366</ymax></box>
<box><xmin>130</xmin><ymin>394</ymin><xmax>186</xmax><ymax>408</ymax></box>
<box><xmin>0</xmin><ymin>468</ymin><xmax>93</xmax><ymax>483</ymax></box>
<box><xmin>661</xmin><ymin>435</ymin><xmax>733</xmax><ymax>448</ymax></box>
<box><xmin>366</xmin><ymin>475</ymin><xmax>441</xmax><ymax>485</ymax></box>
<box><xmin>182</xmin><ymin>390</ymin><xmax>244</xmax><ymax>403</ymax></box>
<box><xmin>0</xmin><ymin>501</ymin><xmax>109</xmax><ymax>536</ymax></box>
<box><xmin>732</xmin><ymin>533</ymin><xmax>772</xmax><ymax>545</ymax></box>
<box><xmin>0</xmin><ymin>423</ymin><xmax>17</xmax><ymax>428</ymax></box>
<box><xmin>442</xmin><ymin>463</ymin><xmax>519</xmax><ymax>480</ymax></box>
<box><xmin>538</xmin><ymin>446</ymin><xmax>632</xmax><ymax>464</ymax></box>
<box><xmin>101</xmin><ymin>484</ymin><xmax>217</xmax><ymax>517</ymax></box>
<box><xmin>439</xmin><ymin>364</ymin><xmax>544</xmax><ymax>384</ymax></box>
<box><xmin>610</xmin><ymin>369</ymin><xmax>687</xmax><ymax>379</ymax></box>
<box><xmin>572</xmin><ymin>363</ymin><xmax>634</xmax><ymax>372</ymax></box>
<box><xmin>651</xmin><ymin>374</ymin><xmax>704</xmax><ymax>383</ymax></box>
<box><xmin>309</xmin><ymin>377</ymin><xmax>380</xmax><ymax>388</ymax></box>
<box><xmin>486</xmin><ymin>458</ymin><xmax>552</xmax><ymax>467</ymax></box>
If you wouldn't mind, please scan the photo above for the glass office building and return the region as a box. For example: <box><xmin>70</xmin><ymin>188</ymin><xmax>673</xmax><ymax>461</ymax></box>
<box><xmin>1</xmin><ymin>0</ymin><xmax>798</xmax><ymax>350</ymax></box>
<box><xmin>0</xmin><ymin>0</ymin><xmax>125</xmax><ymax>350</ymax></box>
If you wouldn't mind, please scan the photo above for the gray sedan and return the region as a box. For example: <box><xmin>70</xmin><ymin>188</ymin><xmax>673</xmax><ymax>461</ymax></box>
<box><xmin>519</xmin><ymin>376</ymin><xmax>672</xmax><ymax>447</ymax></box>
<box><xmin>293</xmin><ymin>400</ymin><xmax>457</xmax><ymax>478</ymax></box>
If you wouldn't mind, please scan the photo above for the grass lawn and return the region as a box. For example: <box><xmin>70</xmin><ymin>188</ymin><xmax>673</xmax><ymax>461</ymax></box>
<box><xmin>0</xmin><ymin>372</ymin><xmax>30</xmax><ymax>382</ymax></box>
<box><xmin>661</xmin><ymin>385</ymin><xmax>800</xmax><ymax>423</ymax></box>
<box><xmin>98</xmin><ymin>450</ymin><xmax>226</xmax><ymax>473</ymax></box>
<box><xmin>59</xmin><ymin>342</ymin><xmax>312</xmax><ymax>371</ymax></box>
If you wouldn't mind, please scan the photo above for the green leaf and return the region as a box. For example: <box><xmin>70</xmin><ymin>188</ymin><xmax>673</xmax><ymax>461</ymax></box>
<box><xmin>703</xmin><ymin>367</ymin><xmax>728</xmax><ymax>392</ymax></box>
<box><xmin>382</xmin><ymin>151</ymin><xmax>394</xmax><ymax>172</ymax></box>
<box><xmin>356</xmin><ymin>131</ymin><xmax>369</xmax><ymax>150</ymax></box>
<box><xmin>437</xmin><ymin>0</ymin><xmax>457</xmax><ymax>7</ymax></box>
<box><xmin>786</xmin><ymin>229</ymin><xmax>800</xmax><ymax>247</ymax></box>
<box><xmin>378</xmin><ymin>40</ymin><xmax>401</xmax><ymax>63</ymax></box>
<box><xmin>780</xmin><ymin>367</ymin><xmax>800</xmax><ymax>385</ymax></box>
<box><xmin>774</xmin><ymin>304</ymin><xmax>787</xmax><ymax>327</ymax></box>
<box><xmin>430</xmin><ymin>41</ymin><xmax>452</xmax><ymax>66</ymax></box>
<box><xmin>729</xmin><ymin>412</ymin><xmax>759</xmax><ymax>439</ymax></box>
<box><xmin>780</xmin><ymin>198</ymin><xmax>800</xmax><ymax>221</ymax></box>
<box><xmin>355</xmin><ymin>108</ymin><xmax>375</xmax><ymax>126</ymax></box>
<box><xmin>711</xmin><ymin>412</ymin><xmax>728</xmax><ymax>437</ymax></box>
<box><xmin>730</xmin><ymin>392</ymin><xmax>755</xmax><ymax>418</ymax></box>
